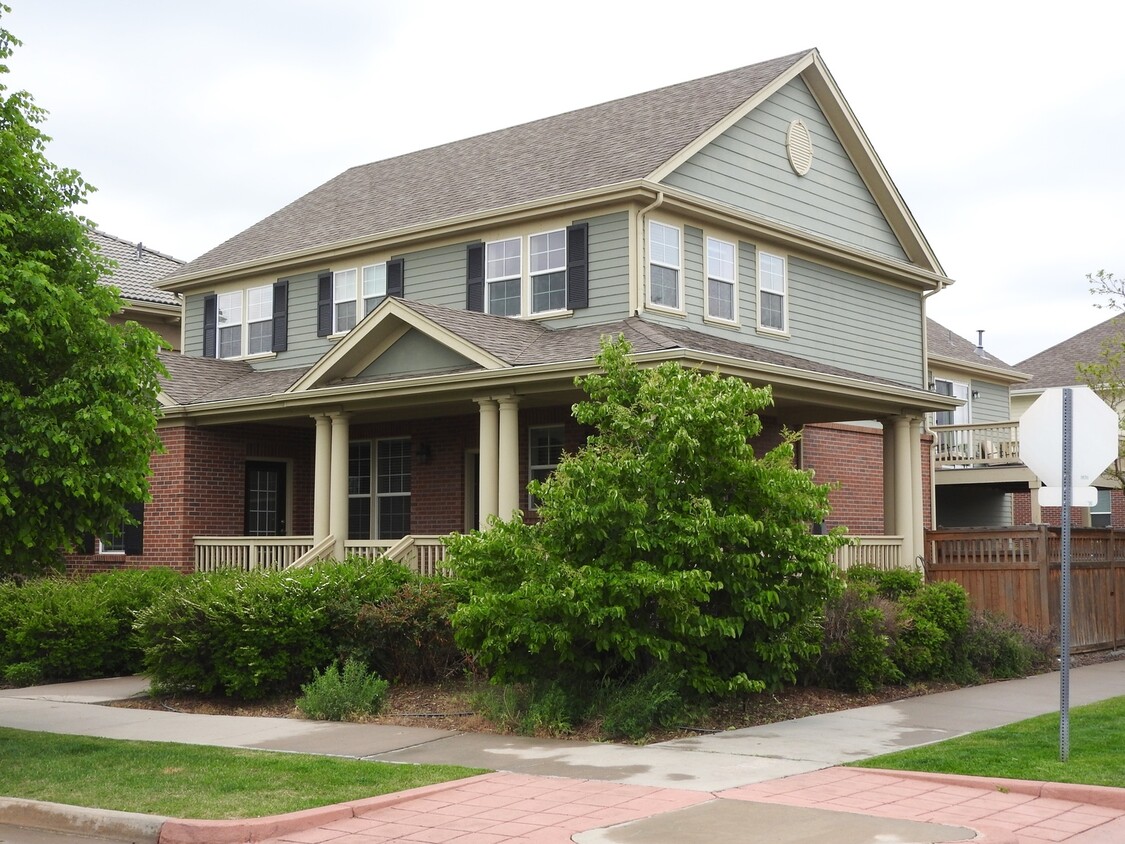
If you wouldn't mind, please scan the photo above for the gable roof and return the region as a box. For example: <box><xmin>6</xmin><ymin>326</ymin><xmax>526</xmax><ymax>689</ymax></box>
<box><xmin>1014</xmin><ymin>313</ymin><xmax>1125</xmax><ymax>392</ymax></box>
<box><xmin>89</xmin><ymin>229</ymin><xmax>183</xmax><ymax>307</ymax></box>
<box><xmin>168</xmin><ymin>52</ymin><xmax>814</xmax><ymax>280</ymax></box>
<box><xmin>927</xmin><ymin>319</ymin><xmax>1027</xmax><ymax>384</ymax></box>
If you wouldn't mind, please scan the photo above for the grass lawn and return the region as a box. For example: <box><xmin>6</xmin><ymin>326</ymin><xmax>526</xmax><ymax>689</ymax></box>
<box><xmin>0</xmin><ymin>727</ymin><xmax>487</xmax><ymax>820</ymax></box>
<box><xmin>852</xmin><ymin>695</ymin><xmax>1125</xmax><ymax>788</ymax></box>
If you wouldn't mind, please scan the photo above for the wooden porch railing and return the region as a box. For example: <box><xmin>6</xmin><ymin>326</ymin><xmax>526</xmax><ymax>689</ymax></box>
<box><xmin>831</xmin><ymin>536</ymin><xmax>907</xmax><ymax>571</ymax></box>
<box><xmin>195</xmin><ymin>535</ymin><xmax>449</xmax><ymax>575</ymax></box>
<box><xmin>925</xmin><ymin>525</ymin><xmax>1125</xmax><ymax>652</ymax></box>
<box><xmin>931</xmin><ymin>421</ymin><xmax>1021</xmax><ymax>467</ymax></box>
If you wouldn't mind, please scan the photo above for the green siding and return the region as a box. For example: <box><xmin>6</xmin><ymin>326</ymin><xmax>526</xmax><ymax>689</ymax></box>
<box><xmin>358</xmin><ymin>329</ymin><xmax>475</xmax><ymax>378</ymax></box>
<box><xmin>970</xmin><ymin>379</ymin><xmax>1011</xmax><ymax>423</ymax></box>
<box><xmin>563</xmin><ymin>211</ymin><xmax>631</xmax><ymax>327</ymax></box>
<box><xmin>662</xmin><ymin>77</ymin><xmax>908</xmax><ymax>261</ymax></box>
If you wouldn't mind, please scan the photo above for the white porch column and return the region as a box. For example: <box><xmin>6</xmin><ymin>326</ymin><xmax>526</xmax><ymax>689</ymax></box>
<box><xmin>476</xmin><ymin>399</ymin><xmax>499</xmax><ymax>526</ymax></box>
<box><xmin>497</xmin><ymin>395</ymin><xmax>522</xmax><ymax>520</ymax></box>
<box><xmin>329</xmin><ymin>412</ymin><xmax>350</xmax><ymax>559</ymax></box>
<box><xmin>910</xmin><ymin>416</ymin><xmax>924</xmax><ymax>562</ymax></box>
<box><xmin>882</xmin><ymin>419</ymin><xmax>896</xmax><ymax>533</ymax></box>
<box><xmin>313</xmin><ymin>415</ymin><xmax>332</xmax><ymax>542</ymax></box>
<box><xmin>891</xmin><ymin>415</ymin><xmax>915</xmax><ymax>561</ymax></box>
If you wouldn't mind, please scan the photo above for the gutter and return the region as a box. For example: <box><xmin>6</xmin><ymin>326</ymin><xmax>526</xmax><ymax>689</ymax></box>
<box><xmin>635</xmin><ymin>191</ymin><xmax>665</xmax><ymax>312</ymax></box>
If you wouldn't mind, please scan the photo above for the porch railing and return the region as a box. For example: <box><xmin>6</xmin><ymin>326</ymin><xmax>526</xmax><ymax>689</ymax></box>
<box><xmin>831</xmin><ymin>535</ymin><xmax>907</xmax><ymax>570</ymax></box>
<box><xmin>931</xmin><ymin>421</ymin><xmax>1020</xmax><ymax>467</ymax></box>
<box><xmin>194</xmin><ymin>536</ymin><xmax>316</xmax><ymax>573</ymax></box>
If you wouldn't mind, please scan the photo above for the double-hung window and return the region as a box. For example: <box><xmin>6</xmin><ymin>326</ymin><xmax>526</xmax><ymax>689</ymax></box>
<box><xmin>362</xmin><ymin>263</ymin><xmax>387</xmax><ymax>316</ymax></box>
<box><xmin>347</xmin><ymin>438</ymin><xmax>411</xmax><ymax>540</ymax></box>
<box><xmin>758</xmin><ymin>251</ymin><xmax>787</xmax><ymax>333</ymax></box>
<box><xmin>347</xmin><ymin>441</ymin><xmax>372</xmax><ymax>540</ymax></box>
<box><xmin>486</xmin><ymin>238</ymin><xmax>522</xmax><ymax>317</ymax></box>
<box><xmin>333</xmin><ymin>269</ymin><xmax>358</xmax><ymax>333</ymax></box>
<box><xmin>706</xmin><ymin>237</ymin><xmax>737</xmax><ymax>323</ymax></box>
<box><xmin>528</xmin><ymin>425</ymin><xmax>564</xmax><ymax>511</ymax></box>
<box><xmin>216</xmin><ymin>292</ymin><xmax>242</xmax><ymax>359</ymax></box>
<box><xmin>246</xmin><ymin>285</ymin><xmax>274</xmax><ymax>355</ymax></box>
<box><xmin>648</xmin><ymin>221</ymin><xmax>681</xmax><ymax>310</ymax></box>
<box><xmin>530</xmin><ymin>230</ymin><xmax>567</xmax><ymax>314</ymax></box>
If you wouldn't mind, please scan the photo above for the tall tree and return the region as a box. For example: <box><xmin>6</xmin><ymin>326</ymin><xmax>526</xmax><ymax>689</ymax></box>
<box><xmin>1078</xmin><ymin>270</ymin><xmax>1125</xmax><ymax>488</ymax></box>
<box><xmin>0</xmin><ymin>7</ymin><xmax>165</xmax><ymax>576</ymax></box>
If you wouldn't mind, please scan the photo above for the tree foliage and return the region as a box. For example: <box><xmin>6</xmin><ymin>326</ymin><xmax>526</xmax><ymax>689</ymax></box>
<box><xmin>1079</xmin><ymin>270</ymin><xmax>1125</xmax><ymax>487</ymax></box>
<box><xmin>447</xmin><ymin>336</ymin><xmax>846</xmax><ymax>696</ymax></box>
<box><xmin>0</xmin><ymin>10</ymin><xmax>165</xmax><ymax>575</ymax></box>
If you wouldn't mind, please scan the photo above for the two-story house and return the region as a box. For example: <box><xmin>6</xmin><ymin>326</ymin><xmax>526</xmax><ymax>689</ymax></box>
<box><xmin>90</xmin><ymin>229</ymin><xmax>184</xmax><ymax>351</ymax></box>
<box><xmin>926</xmin><ymin>319</ymin><xmax>1032</xmax><ymax>526</ymax></box>
<box><xmin>70</xmin><ymin>49</ymin><xmax>960</xmax><ymax>574</ymax></box>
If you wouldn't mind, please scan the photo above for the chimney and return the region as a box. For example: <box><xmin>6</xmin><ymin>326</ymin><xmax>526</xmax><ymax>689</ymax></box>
<box><xmin>975</xmin><ymin>330</ymin><xmax>987</xmax><ymax>358</ymax></box>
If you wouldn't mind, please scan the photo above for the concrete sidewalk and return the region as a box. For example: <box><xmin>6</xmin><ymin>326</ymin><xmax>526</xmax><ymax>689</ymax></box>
<box><xmin>0</xmin><ymin>660</ymin><xmax>1123</xmax><ymax>842</ymax></box>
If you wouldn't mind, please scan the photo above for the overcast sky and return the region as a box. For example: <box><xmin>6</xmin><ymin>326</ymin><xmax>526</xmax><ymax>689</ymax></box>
<box><xmin>5</xmin><ymin>1</ymin><xmax>1124</xmax><ymax>366</ymax></box>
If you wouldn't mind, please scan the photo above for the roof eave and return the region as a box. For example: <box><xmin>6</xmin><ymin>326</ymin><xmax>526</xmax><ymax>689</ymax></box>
<box><xmin>927</xmin><ymin>353</ymin><xmax>1031</xmax><ymax>385</ymax></box>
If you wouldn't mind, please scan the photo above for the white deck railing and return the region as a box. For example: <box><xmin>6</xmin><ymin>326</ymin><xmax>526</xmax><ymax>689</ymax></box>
<box><xmin>932</xmin><ymin>421</ymin><xmax>1021</xmax><ymax>467</ymax></box>
<box><xmin>831</xmin><ymin>535</ymin><xmax>907</xmax><ymax>570</ymax></box>
<box><xmin>194</xmin><ymin>534</ymin><xmax>449</xmax><ymax>574</ymax></box>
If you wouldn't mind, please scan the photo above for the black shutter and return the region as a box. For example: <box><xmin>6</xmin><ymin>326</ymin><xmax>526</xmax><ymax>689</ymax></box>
<box><xmin>202</xmin><ymin>294</ymin><xmax>217</xmax><ymax>357</ymax></box>
<box><xmin>466</xmin><ymin>243</ymin><xmax>485</xmax><ymax>312</ymax></box>
<box><xmin>387</xmin><ymin>259</ymin><xmax>404</xmax><ymax>298</ymax></box>
<box><xmin>272</xmin><ymin>279</ymin><xmax>289</xmax><ymax>352</ymax></box>
<box><xmin>317</xmin><ymin>272</ymin><xmax>333</xmax><ymax>337</ymax></box>
<box><xmin>123</xmin><ymin>503</ymin><xmax>144</xmax><ymax>556</ymax></box>
<box><xmin>82</xmin><ymin>534</ymin><xmax>96</xmax><ymax>555</ymax></box>
<box><xmin>566</xmin><ymin>223</ymin><xmax>589</xmax><ymax>310</ymax></box>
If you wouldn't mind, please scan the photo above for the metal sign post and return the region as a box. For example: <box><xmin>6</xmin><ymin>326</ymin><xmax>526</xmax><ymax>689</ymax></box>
<box><xmin>1060</xmin><ymin>388</ymin><xmax>1072</xmax><ymax>763</ymax></box>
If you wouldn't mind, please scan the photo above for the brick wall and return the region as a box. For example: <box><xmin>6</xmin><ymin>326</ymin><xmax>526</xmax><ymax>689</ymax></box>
<box><xmin>1013</xmin><ymin>488</ymin><xmax>1125</xmax><ymax>528</ymax></box>
<box><xmin>801</xmin><ymin>423</ymin><xmax>885</xmax><ymax>534</ymax></box>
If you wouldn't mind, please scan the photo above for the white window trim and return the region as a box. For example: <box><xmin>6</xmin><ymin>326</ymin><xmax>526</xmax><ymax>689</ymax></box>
<box><xmin>97</xmin><ymin>535</ymin><xmax>125</xmax><ymax>555</ymax></box>
<box><xmin>756</xmin><ymin>250</ymin><xmax>789</xmax><ymax>336</ymax></box>
<box><xmin>332</xmin><ymin>268</ymin><xmax>358</xmax><ymax>334</ymax></box>
<box><xmin>933</xmin><ymin>379</ymin><xmax>971</xmax><ymax>426</ymax></box>
<box><xmin>528</xmin><ymin>424</ymin><xmax>565</xmax><ymax>511</ymax></box>
<box><xmin>484</xmin><ymin>237</ymin><xmax>522</xmax><ymax>318</ymax></box>
<box><xmin>361</xmin><ymin>262</ymin><xmax>388</xmax><ymax>317</ymax></box>
<box><xmin>529</xmin><ymin>228</ymin><xmax>568</xmax><ymax>317</ymax></box>
<box><xmin>375</xmin><ymin>436</ymin><xmax>411</xmax><ymax>540</ymax></box>
<box><xmin>482</xmin><ymin>231</ymin><xmax>577</xmax><ymax>320</ymax></box>
<box><xmin>704</xmin><ymin>236</ymin><xmax>738</xmax><ymax>326</ymax></box>
<box><xmin>647</xmin><ymin>220</ymin><xmax>684</xmax><ymax>314</ymax></box>
<box><xmin>216</xmin><ymin>285</ymin><xmax>276</xmax><ymax>360</ymax></box>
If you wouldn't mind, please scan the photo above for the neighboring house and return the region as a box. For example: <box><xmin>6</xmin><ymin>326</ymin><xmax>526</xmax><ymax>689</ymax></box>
<box><xmin>925</xmin><ymin>319</ymin><xmax>1031</xmax><ymax>527</ymax></box>
<box><xmin>90</xmin><ymin>229</ymin><xmax>184</xmax><ymax>351</ymax></box>
<box><xmin>1011</xmin><ymin>314</ymin><xmax>1125</xmax><ymax>527</ymax></box>
<box><xmin>68</xmin><ymin>49</ymin><xmax>959</xmax><ymax>575</ymax></box>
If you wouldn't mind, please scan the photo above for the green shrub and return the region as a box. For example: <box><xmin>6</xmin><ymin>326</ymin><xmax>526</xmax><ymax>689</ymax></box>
<box><xmin>894</xmin><ymin>581</ymin><xmax>971</xmax><ymax>681</ymax></box>
<box><xmin>598</xmin><ymin>669</ymin><xmax>689</xmax><ymax>741</ymax></box>
<box><xmin>349</xmin><ymin>579</ymin><xmax>467</xmax><ymax>683</ymax></box>
<box><xmin>296</xmin><ymin>658</ymin><xmax>389</xmax><ymax>721</ymax></box>
<box><xmin>135</xmin><ymin>560</ymin><xmax>414</xmax><ymax>700</ymax></box>
<box><xmin>964</xmin><ymin>611</ymin><xmax>1053</xmax><ymax>679</ymax></box>
<box><xmin>806</xmin><ymin>581</ymin><xmax>903</xmax><ymax>692</ymax></box>
<box><xmin>3</xmin><ymin>661</ymin><xmax>43</xmax><ymax>688</ymax></box>
<box><xmin>471</xmin><ymin>684</ymin><xmax>531</xmax><ymax>733</ymax></box>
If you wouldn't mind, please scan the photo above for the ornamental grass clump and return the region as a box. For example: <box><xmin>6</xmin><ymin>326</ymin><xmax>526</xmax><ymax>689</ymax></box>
<box><xmin>296</xmin><ymin>658</ymin><xmax>389</xmax><ymax>721</ymax></box>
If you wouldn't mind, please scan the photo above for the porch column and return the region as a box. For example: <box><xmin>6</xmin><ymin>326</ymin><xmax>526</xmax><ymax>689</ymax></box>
<box><xmin>910</xmin><ymin>416</ymin><xmax>924</xmax><ymax>562</ymax></box>
<box><xmin>882</xmin><ymin>419</ymin><xmax>896</xmax><ymax>532</ymax></box>
<box><xmin>497</xmin><ymin>395</ymin><xmax>522</xmax><ymax>519</ymax></box>
<box><xmin>891</xmin><ymin>415</ymin><xmax>915</xmax><ymax>562</ymax></box>
<box><xmin>329</xmin><ymin>412</ymin><xmax>350</xmax><ymax>559</ymax></box>
<box><xmin>313</xmin><ymin>415</ymin><xmax>332</xmax><ymax>542</ymax></box>
<box><xmin>476</xmin><ymin>399</ymin><xmax>499</xmax><ymax>526</ymax></box>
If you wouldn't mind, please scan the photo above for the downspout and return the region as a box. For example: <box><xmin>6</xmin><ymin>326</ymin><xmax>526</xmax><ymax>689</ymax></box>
<box><xmin>635</xmin><ymin>191</ymin><xmax>665</xmax><ymax>314</ymax></box>
<box><xmin>920</xmin><ymin>281</ymin><xmax>946</xmax><ymax>535</ymax></box>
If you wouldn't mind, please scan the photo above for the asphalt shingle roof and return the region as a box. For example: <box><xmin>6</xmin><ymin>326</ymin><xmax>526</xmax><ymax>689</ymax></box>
<box><xmin>170</xmin><ymin>51</ymin><xmax>810</xmax><ymax>278</ymax></box>
<box><xmin>89</xmin><ymin>230</ymin><xmax>183</xmax><ymax>306</ymax></box>
<box><xmin>1015</xmin><ymin>313</ymin><xmax>1125</xmax><ymax>391</ymax></box>
<box><xmin>927</xmin><ymin>318</ymin><xmax>1019</xmax><ymax>372</ymax></box>
<box><xmin>159</xmin><ymin>352</ymin><xmax>306</xmax><ymax>405</ymax></box>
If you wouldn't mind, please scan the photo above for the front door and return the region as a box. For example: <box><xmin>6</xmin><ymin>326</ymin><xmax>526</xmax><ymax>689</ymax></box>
<box><xmin>245</xmin><ymin>461</ymin><xmax>287</xmax><ymax>536</ymax></box>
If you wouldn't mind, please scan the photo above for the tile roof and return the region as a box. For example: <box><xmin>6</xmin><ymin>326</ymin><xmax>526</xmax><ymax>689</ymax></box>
<box><xmin>89</xmin><ymin>229</ymin><xmax>183</xmax><ymax>306</ymax></box>
<box><xmin>170</xmin><ymin>52</ymin><xmax>810</xmax><ymax>278</ymax></box>
<box><xmin>926</xmin><ymin>318</ymin><xmax>1019</xmax><ymax>372</ymax></box>
<box><xmin>1014</xmin><ymin>313</ymin><xmax>1125</xmax><ymax>391</ymax></box>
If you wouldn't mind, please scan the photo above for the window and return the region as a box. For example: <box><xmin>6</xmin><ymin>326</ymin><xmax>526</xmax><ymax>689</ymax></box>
<box><xmin>362</xmin><ymin>263</ymin><xmax>386</xmax><ymax>316</ymax></box>
<box><xmin>530</xmin><ymin>230</ymin><xmax>567</xmax><ymax>314</ymax></box>
<box><xmin>933</xmin><ymin>379</ymin><xmax>970</xmax><ymax>426</ymax></box>
<box><xmin>377</xmin><ymin>438</ymin><xmax>411</xmax><ymax>539</ymax></box>
<box><xmin>333</xmin><ymin>269</ymin><xmax>358</xmax><ymax>333</ymax></box>
<box><xmin>648</xmin><ymin>221</ymin><xmax>681</xmax><ymax>310</ymax></box>
<box><xmin>486</xmin><ymin>237</ymin><xmax>522</xmax><ymax>317</ymax></box>
<box><xmin>1092</xmin><ymin>489</ymin><xmax>1113</xmax><ymax>528</ymax></box>
<box><xmin>758</xmin><ymin>251</ymin><xmax>787</xmax><ymax>332</ymax></box>
<box><xmin>706</xmin><ymin>237</ymin><xmax>737</xmax><ymax>322</ymax></box>
<box><xmin>528</xmin><ymin>425</ymin><xmax>564</xmax><ymax>510</ymax></box>
<box><xmin>246</xmin><ymin>285</ymin><xmax>274</xmax><ymax>355</ymax></box>
<box><xmin>217</xmin><ymin>292</ymin><xmax>242</xmax><ymax>358</ymax></box>
<box><xmin>347</xmin><ymin>442</ymin><xmax>372</xmax><ymax>540</ymax></box>
<box><xmin>98</xmin><ymin>529</ymin><xmax>124</xmax><ymax>555</ymax></box>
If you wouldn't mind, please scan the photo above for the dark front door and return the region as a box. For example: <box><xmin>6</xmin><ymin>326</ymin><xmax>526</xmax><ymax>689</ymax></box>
<box><xmin>245</xmin><ymin>461</ymin><xmax>287</xmax><ymax>536</ymax></box>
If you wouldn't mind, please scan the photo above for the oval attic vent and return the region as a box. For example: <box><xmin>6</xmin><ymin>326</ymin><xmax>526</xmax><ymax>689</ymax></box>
<box><xmin>786</xmin><ymin>119</ymin><xmax>813</xmax><ymax>176</ymax></box>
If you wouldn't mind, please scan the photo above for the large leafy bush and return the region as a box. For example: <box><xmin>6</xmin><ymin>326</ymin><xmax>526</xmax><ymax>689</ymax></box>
<box><xmin>448</xmin><ymin>336</ymin><xmax>846</xmax><ymax>696</ymax></box>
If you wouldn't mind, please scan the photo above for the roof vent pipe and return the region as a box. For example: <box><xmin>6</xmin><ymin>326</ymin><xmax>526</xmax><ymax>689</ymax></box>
<box><xmin>975</xmin><ymin>330</ymin><xmax>987</xmax><ymax>357</ymax></box>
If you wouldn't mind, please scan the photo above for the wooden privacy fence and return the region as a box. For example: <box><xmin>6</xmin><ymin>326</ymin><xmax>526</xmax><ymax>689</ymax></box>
<box><xmin>924</xmin><ymin>526</ymin><xmax>1125</xmax><ymax>652</ymax></box>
